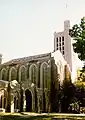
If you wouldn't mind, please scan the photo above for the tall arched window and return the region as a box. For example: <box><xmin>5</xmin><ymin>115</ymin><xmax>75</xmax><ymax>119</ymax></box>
<box><xmin>43</xmin><ymin>64</ymin><xmax>48</xmax><ymax>88</ymax></box>
<box><xmin>21</xmin><ymin>67</ymin><xmax>26</xmax><ymax>81</ymax></box>
<box><xmin>31</xmin><ymin>65</ymin><xmax>37</xmax><ymax>84</ymax></box>
<box><xmin>40</xmin><ymin>62</ymin><xmax>48</xmax><ymax>89</ymax></box>
<box><xmin>1</xmin><ymin>68</ymin><xmax>7</xmax><ymax>80</ymax></box>
<box><xmin>19</xmin><ymin>66</ymin><xmax>26</xmax><ymax>82</ymax></box>
<box><xmin>29</xmin><ymin>64</ymin><xmax>37</xmax><ymax>84</ymax></box>
<box><xmin>10</xmin><ymin>67</ymin><xmax>17</xmax><ymax>81</ymax></box>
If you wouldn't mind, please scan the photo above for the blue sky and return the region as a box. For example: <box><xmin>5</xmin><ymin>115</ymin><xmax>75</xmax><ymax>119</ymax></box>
<box><xmin>0</xmin><ymin>0</ymin><xmax>85</xmax><ymax>62</ymax></box>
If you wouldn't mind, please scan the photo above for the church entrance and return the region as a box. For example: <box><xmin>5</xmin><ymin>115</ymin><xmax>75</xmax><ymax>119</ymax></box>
<box><xmin>25</xmin><ymin>89</ymin><xmax>32</xmax><ymax>112</ymax></box>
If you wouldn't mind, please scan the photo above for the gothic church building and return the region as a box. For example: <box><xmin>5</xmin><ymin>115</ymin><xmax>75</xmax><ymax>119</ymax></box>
<box><xmin>0</xmin><ymin>52</ymin><xmax>60</xmax><ymax>113</ymax></box>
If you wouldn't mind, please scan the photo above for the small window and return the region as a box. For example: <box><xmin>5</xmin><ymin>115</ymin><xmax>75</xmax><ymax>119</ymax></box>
<box><xmin>59</xmin><ymin>37</ymin><xmax>61</xmax><ymax>42</ymax></box>
<box><xmin>62</xmin><ymin>42</ymin><xmax>64</xmax><ymax>45</ymax></box>
<box><xmin>59</xmin><ymin>47</ymin><xmax>61</xmax><ymax>51</ymax></box>
<box><xmin>56</xmin><ymin>47</ymin><xmax>58</xmax><ymax>50</ymax></box>
<box><xmin>62</xmin><ymin>36</ymin><xmax>64</xmax><ymax>41</ymax></box>
<box><xmin>56</xmin><ymin>37</ymin><xmax>58</xmax><ymax>42</ymax></box>
<box><xmin>62</xmin><ymin>51</ymin><xmax>64</xmax><ymax>55</ymax></box>
<box><xmin>57</xmin><ymin>44</ymin><xmax>58</xmax><ymax>47</ymax></box>
<box><xmin>59</xmin><ymin>43</ymin><xmax>61</xmax><ymax>46</ymax></box>
<box><xmin>62</xmin><ymin>46</ymin><xmax>64</xmax><ymax>50</ymax></box>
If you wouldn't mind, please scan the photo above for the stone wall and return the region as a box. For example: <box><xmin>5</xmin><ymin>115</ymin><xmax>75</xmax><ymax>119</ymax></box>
<box><xmin>0</xmin><ymin>56</ymin><xmax>54</xmax><ymax>112</ymax></box>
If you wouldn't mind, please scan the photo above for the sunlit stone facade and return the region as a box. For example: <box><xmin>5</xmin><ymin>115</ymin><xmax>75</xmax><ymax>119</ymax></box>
<box><xmin>0</xmin><ymin>53</ymin><xmax>60</xmax><ymax>113</ymax></box>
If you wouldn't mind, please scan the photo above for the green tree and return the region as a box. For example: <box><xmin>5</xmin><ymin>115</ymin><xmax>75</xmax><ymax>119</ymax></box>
<box><xmin>69</xmin><ymin>17</ymin><xmax>85</xmax><ymax>61</ymax></box>
<box><xmin>63</xmin><ymin>65</ymin><xmax>71</xmax><ymax>85</ymax></box>
<box><xmin>61</xmin><ymin>65</ymin><xmax>74</xmax><ymax>113</ymax></box>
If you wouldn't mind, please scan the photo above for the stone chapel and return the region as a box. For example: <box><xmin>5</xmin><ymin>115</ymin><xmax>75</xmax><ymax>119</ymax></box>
<box><xmin>0</xmin><ymin>52</ymin><xmax>64</xmax><ymax>113</ymax></box>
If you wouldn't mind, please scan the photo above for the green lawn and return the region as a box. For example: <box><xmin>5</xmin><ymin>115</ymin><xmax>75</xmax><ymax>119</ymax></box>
<box><xmin>0</xmin><ymin>113</ymin><xmax>85</xmax><ymax>120</ymax></box>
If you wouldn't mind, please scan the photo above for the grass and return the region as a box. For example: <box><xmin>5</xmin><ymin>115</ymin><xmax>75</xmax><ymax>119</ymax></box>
<box><xmin>0</xmin><ymin>113</ymin><xmax>85</xmax><ymax>120</ymax></box>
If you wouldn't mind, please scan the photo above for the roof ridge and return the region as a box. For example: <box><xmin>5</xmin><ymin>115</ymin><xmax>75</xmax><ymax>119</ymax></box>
<box><xmin>2</xmin><ymin>52</ymin><xmax>51</xmax><ymax>66</ymax></box>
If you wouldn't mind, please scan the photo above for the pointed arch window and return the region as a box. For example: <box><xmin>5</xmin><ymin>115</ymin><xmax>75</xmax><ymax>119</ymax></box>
<box><xmin>21</xmin><ymin>67</ymin><xmax>26</xmax><ymax>81</ymax></box>
<box><xmin>1</xmin><ymin>69</ymin><xmax>7</xmax><ymax>80</ymax></box>
<box><xmin>31</xmin><ymin>65</ymin><xmax>37</xmax><ymax>84</ymax></box>
<box><xmin>10</xmin><ymin>68</ymin><xmax>17</xmax><ymax>81</ymax></box>
<box><xmin>42</xmin><ymin>63</ymin><xmax>48</xmax><ymax>88</ymax></box>
<box><xmin>19</xmin><ymin>66</ymin><xmax>26</xmax><ymax>82</ymax></box>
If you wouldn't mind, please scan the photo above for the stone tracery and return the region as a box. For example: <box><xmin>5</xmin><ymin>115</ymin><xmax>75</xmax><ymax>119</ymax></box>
<box><xmin>29</xmin><ymin>64</ymin><xmax>38</xmax><ymax>85</ymax></box>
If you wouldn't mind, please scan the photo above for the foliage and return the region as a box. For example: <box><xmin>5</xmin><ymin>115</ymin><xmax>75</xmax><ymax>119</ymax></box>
<box><xmin>69</xmin><ymin>17</ymin><xmax>85</xmax><ymax>60</ymax></box>
<box><xmin>70</xmin><ymin>101</ymin><xmax>80</xmax><ymax>112</ymax></box>
<box><xmin>74</xmin><ymin>79</ymin><xmax>85</xmax><ymax>109</ymax></box>
<box><xmin>74</xmin><ymin>80</ymin><xmax>85</xmax><ymax>89</ymax></box>
<box><xmin>77</xmin><ymin>68</ymin><xmax>85</xmax><ymax>83</ymax></box>
<box><xmin>60</xmin><ymin>65</ymin><xmax>75</xmax><ymax>113</ymax></box>
<box><xmin>81</xmin><ymin>64</ymin><xmax>85</xmax><ymax>72</ymax></box>
<box><xmin>60</xmin><ymin>65</ymin><xmax>85</xmax><ymax>113</ymax></box>
<box><xmin>75</xmin><ymin>70</ymin><xmax>85</xmax><ymax>88</ymax></box>
<box><xmin>63</xmin><ymin>65</ymin><xmax>71</xmax><ymax>86</ymax></box>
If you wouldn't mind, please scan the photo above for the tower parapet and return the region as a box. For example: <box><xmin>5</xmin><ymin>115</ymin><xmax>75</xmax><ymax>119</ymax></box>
<box><xmin>64</xmin><ymin>20</ymin><xmax>70</xmax><ymax>32</ymax></box>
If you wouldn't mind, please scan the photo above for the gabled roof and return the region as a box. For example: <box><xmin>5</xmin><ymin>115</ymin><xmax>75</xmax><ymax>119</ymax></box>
<box><xmin>1</xmin><ymin>52</ymin><xmax>51</xmax><ymax>66</ymax></box>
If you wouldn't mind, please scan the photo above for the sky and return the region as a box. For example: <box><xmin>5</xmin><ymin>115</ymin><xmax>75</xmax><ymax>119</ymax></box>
<box><xmin>0</xmin><ymin>0</ymin><xmax>85</xmax><ymax>63</ymax></box>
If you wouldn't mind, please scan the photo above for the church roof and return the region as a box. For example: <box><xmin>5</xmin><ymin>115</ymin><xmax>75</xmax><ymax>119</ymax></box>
<box><xmin>1</xmin><ymin>52</ymin><xmax>51</xmax><ymax>66</ymax></box>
